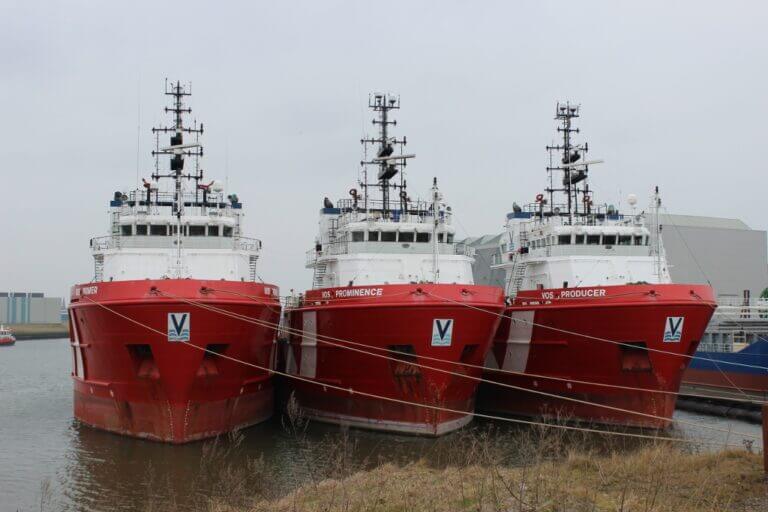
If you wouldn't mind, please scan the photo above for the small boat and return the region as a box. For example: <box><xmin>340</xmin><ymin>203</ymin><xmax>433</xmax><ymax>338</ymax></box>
<box><xmin>0</xmin><ymin>325</ymin><xmax>16</xmax><ymax>346</ymax></box>
<box><xmin>283</xmin><ymin>93</ymin><xmax>505</xmax><ymax>436</ymax></box>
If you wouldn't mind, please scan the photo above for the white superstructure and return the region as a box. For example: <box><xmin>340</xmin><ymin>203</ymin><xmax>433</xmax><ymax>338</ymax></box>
<box><xmin>306</xmin><ymin>93</ymin><xmax>474</xmax><ymax>289</ymax></box>
<box><xmin>89</xmin><ymin>81</ymin><xmax>262</xmax><ymax>283</ymax></box>
<box><xmin>493</xmin><ymin>103</ymin><xmax>671</xmax><ymax>297</ymax></box>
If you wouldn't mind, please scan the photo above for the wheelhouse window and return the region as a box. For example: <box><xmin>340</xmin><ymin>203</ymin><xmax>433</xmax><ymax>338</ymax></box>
<box><xmin>120</xmin><ymin>225</ymin><xmax>132</xmax><ymax>236</ymax></box>
<box><xmin>368</xmin><ymin>231</ymin><xmax>379</xmax><ymax>242</ymax></box>
<box><xmin>558</xmin><ymin>235</ymin><xmax>571</xmax><ymax>245</ymax></box>
<box><xmin>398</xmin><ymin>232</ymin><xmax>415</xmax><ymax>243</ymax></box>
<box><xmin>381</xmin><ymin>232</ymin><xmax>396</xmax><ymax>242</ymax></box>
<box><xmin>587</xmin><ymin>235</ymin><xmax>600</xmax><ymax>245</ymax></box>
<box><xmin>603</xmin><ymin>235</ymin><xmax>616</xmax><ymax>246</ymax></box>
<box><xmin>207</xmin><ymin>225</ymin><xmax>219</xmax><ymax>236</ymax></box>
<box><xmin>136</xmin><ymin>224</ymin><xmax>148</xmax><ymax>236</ymax></box>
<box><xmin>618</xmin><ymin>235</ymin><xmax>632</xmax><ymax>245</ymax></box>
<box><xmin>416</xmin><ymin>232</ymin><xmax>430</xmax><ymax>243</ymax></box>
<box><xmin>446</xmin><ymin>234</ymin><xmax>454</xmax><ymax>243</ymax></box>
<box><xmin>223</xmin><ymin>226</ymin><xmax>233</xmax><ymax>237</ymax></box>
<box><xmin>634</xmin><ymin>235</ymin><xmax>644</xmax><ymax>246</ymax></box>
<box><xmin>189</xmin><ymin>225</ymin><xmax>205</xmax><ymax>237</ymax></box>
<box><xmin>150</xmin><ymin>225</ymin><xmax>167</xmax><ymax>236</ymax></box>
<box><xmin>437</xmin><ymin>233</ymin><xmax>444</xmax><ymax>243</ymax></box>
<box><xmin>351</xmin><ymin>231</ymin><xmax>365</xmax><ymax>242</ymax></box>
<box><xmin>575</xmin><ymin>235</ymin><xmax>585</xmax><ymax>244</ymax></box>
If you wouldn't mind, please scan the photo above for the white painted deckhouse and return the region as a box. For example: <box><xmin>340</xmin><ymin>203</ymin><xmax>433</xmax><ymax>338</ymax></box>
<box><xmin>306</xmin><ymin>93</ymin><xmax>475</xmax><ymax>289</ymax></box>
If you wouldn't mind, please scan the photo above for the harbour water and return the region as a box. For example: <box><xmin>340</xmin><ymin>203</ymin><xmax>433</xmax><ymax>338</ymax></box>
<box><xmin>1</xmin><ymin>339</ymin><xmax>762</xmax><ymax>512</ymax></box>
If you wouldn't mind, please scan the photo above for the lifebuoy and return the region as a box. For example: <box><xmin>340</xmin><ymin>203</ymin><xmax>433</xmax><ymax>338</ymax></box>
<box><xmin>535</xmin><ymin>193</ymin><xmax>544</xmax><ymax>202</ymax></box>
<box><xmin>349</xmin><ymin>188</ymin><xmax>358</xmax><ymax>197</ymax></box>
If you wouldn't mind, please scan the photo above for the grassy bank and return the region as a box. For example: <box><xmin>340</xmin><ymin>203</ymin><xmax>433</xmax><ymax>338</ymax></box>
<box><xmin>189</xmin><ymin>407</ymin><xmax>767</xmax><ymax>512</ymax></box>
<box><xmin>9</xmin><ymin>323</ymin><xmax>68</xmax><ymax>340</ymax></box>
<box><xmin>231</xmin><ymin>446</ymin><xmax>765</xmax><ymax>512</ymax></box>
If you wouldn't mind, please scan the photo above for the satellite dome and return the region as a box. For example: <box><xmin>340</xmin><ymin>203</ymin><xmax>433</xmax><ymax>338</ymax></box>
<box><xmin>627</xmin><ymin>194</ymin><xmax>638</xmax><ymax>207</ymax></box>
<box><xmin>210</xmin><ymin>180</ymin><xmax>224</xmax><ymax>192</ymax></box>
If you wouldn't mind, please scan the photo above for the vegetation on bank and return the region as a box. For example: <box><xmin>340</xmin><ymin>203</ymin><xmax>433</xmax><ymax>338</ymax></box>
<box><xmin>186</xmin><ymin>403</ymin><xmax>767</xmax><ymax>512</ymax></box>
<box><xmin>227</xmin><ymin>445</ymin><xmax>764</xmax><ymax>512</ymax></box>
<box><xmin>9</xmin><ymin>323</ymin><xmax>68</xmax><ymax>339</ymax></box>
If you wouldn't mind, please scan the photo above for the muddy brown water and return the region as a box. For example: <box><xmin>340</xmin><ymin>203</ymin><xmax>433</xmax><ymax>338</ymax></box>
<box><xmin>1</xmin><ymin>339</ymin><xmax>762</xmax><ymax>511</ymax></box>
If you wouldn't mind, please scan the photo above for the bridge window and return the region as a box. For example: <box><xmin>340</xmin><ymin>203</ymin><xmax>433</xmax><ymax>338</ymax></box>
<box><xmin>416</xmin><ymin>232</ymin><xmax>430</xmax><ymax>243</ymax></box>
<box><xmin>121</xmin><ymin>225</ymin><xmax>132</xmax><ymax>236</ymax></box>
<box><xmin>150</xmin><ymin>225</ymin><xmax>167</xmax><ymax>236</ymax></box>
<box><xmin>399</xmin><ymin>232</ymin><xmax>415</xmax><ymax>243</ymax></box>
<box><xmin>189</xmin><ymin>225</ymin><xmax>205</xmax><ymax>237</ymax></box>
<box><xmin>446</xmin><ymin>234</ymin><xmax>454</xmax><ymax>243</ymax></box>
<box><xmin>223</xmin><ymin>226</ymin><xmax>233</xmax><ymax>237</ymax></box>
<box><xmin>381</xmin><ymin>232</ymin><xmax>396</xmax><ymax>242</ymax></box>
<box><xmin>207</xmin><ymin>225</ymin><xmax>219</xmax><ymax>236</ymax></box>
<box><xmin>575</xmin><ymin>235</ymin><xmax>585</xmax><ymax>244</ymax></box>
<box><xmin>587</xmin><ymin>235</ymin><xmax>600</xmax><ymax>245</ymax></box>
<box><xmin>558</xmin><ymin>235</ymin><xmax>571</xmax><ymax>245</ymax></box>
<box><xmin>368</xmin><ymin>231</ymin><xmax>379</xmax><ymax>242</ymax></box>
<box><xmin>352</xmin><ymin>231</ymin><xmax>364</xmax><ymax>242</ymax></box>
<box><xmin>136</xmin><ymin>224</ymin><xmax>148</xmax><ymax>236</ymax></box>
<box><xmin>603</xmin><ymin>235</ymin><xmax>616</xmax><ymax>246</ymax></box>
<box><xmin>634</xmin><ymin>235</ymin><xmax>644</xmax><ymax>246</ymax></box>
<box><xmin>618</xmin><ymin>235</ymin><xmax>631</xmax><ymax>245</ymax></box>
<box><xmin>437</xmin><ymin>233</ymin><xmax>444</xmax><ymax>243</ymax></box>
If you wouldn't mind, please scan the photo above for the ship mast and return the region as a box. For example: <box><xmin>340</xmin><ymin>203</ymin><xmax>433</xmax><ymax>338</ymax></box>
<box><xmin>545</xmin><ymin>102</ymin><xmax>592</xmax><ymax>221</ymax></box>
<box><xmin>360</xmin><ymin>93</ymin><xmax>413</xmax><ymax>216</ymax></box>
<box><xmin>150</xmin><ymin>80</ymin><xmax>205</xmax><ymax>277</ymax></box>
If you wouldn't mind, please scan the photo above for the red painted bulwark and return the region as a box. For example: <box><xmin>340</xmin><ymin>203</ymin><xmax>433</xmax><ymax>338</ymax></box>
<box><xmin>68</xmin><ymin>279</ymin><xmax>280</xmax><ymax>443</ymax></box>
<box><xmin>478</xmin><ymin>284</ymin><xmax>716</xmax><ymax>428</ymax></box>
<box><xmin>284</xmin><ymin>284</ymin><xmax>505</xmax><ymax>436</ymax></box>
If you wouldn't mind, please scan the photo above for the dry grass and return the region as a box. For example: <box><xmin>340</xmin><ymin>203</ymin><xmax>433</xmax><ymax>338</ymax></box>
<box><xmin>10</xmin><ymin>323</ymin><xmax>68</xmax><ymax>339</ymax></box>
<box><xmin>203</xmin><ymin>411</ymin><xmax>767</xmax><ymax>512</ymax></box>
<box><xmin>213</xmin><ymin>445</ymin><xmax>765</xmax><ymax>512</ymax></box>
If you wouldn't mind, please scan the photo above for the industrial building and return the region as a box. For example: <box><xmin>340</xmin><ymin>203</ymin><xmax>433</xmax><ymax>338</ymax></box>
<box><xmin>464</xmin><ymin>213</ymin><xmax>768</xmax><ymax>300</ymax></box>
<box><xmin>0</xmin><ymin>292</ymin><xmax>64</xmax><ymax>324</ymax></box>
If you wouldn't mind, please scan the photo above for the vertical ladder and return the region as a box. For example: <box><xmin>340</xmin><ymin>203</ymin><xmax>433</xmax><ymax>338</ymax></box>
<box><xmin>312</xmin><ymin>261</ymin><xmax>327</xmax><ymax>289</ymax></box>
<box><xmin>93</xmin><ymin>254</ymin><xmax>104</xmax><ymax>282</ymax></box>
<box><xmin>249</xmin><ymin>255</ymin><xmax>259</xmax><ymax>281</ymax></box>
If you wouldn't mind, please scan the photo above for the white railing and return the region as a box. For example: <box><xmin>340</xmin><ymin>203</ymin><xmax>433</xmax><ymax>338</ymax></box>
<box><xmin>91</xmin><ymin>235</ymin><xmax>262</xmax><ymax>252</ymax></box>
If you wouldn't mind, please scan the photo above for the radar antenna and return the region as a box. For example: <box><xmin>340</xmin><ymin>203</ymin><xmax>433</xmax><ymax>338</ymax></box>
<box><xmin>360</xmin><ymin>93</ymin><xmax>415</xmax><ymax>216</ymax></box>
<box><xmin>545</xmin><ymin>102</ymin><xmax>600</xmax><ymax>218</ymax></box>
<box><xmin>151</xmin><ymin>79</ymin><xmax>205</xmax><ymax>220</ymax></box>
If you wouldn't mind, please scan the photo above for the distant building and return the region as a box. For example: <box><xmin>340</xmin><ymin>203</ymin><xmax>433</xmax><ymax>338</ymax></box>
<box><xmin>0</xmin><ymin>292</ymin><xmax>63</xmax><ymax>324</ymax></box>
<box><xmin>464</xmin><ymin>213</ymin><xmax>768</xmax><ymax>300</ymax></box>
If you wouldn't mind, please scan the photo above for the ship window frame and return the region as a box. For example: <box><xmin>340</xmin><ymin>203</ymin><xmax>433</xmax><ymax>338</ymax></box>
<box><xmin>351</xmin><ymin>231</ymin><xmax>365</xmax><ymax>242</ymax></box>
<box><xmin>618</xmin><ymin>235</ymin><xmax>632</xmax><ymax>246</ymax></box>
<box><xmin>586</xmin><ymin>235</ymin><xmax>601</xmax><ymax>245</ymax></box>
<box><xmin>634</xmin><ymin>235</ymin><xmax>644</xmax><ymax>246</ymax></box>
<box><xmin>150</xmin><ymin>225</ymin><xmax>168</xmax><ymax>236</ymax></box>
<box><xmin>558</xmin><ymin>235</ymin><xmax>571</xmax><ymax>245</ymax></box>
<box><xmin>603</xmin><ymin>235</ymin><xmax>617</xmax><ymax>246</ymax></box>
<box><xmin>446</xmin><ymin>233</ymin><xmax>454</xmax><ymax>243</ymax></box>
<box><xmin>135</xmin><ymin>224</ymin><xmax>148</xmax><ymax>236</ymax></box>
<box><xmin>368</xmin><ymin>231</ymin><xmax>379</xmax><ymax>242</ymax></box>
<box><xmin>416</xmin><ymin>232</ymin><xmax>430</xmax><ymax>243</ymax></box>
<box><xmin>120</xmin><ymin>225</ymin><xmax>132</xmax><ymax>236</ymax></box>
<box><xmin>398</xmin><ymin>231</ymin><xmax>415</xmax><ymax>243</ymax></box>
<box><xmin>575</xmin><ymin>234</ymin><xmax>585</xmax><ymax>244</ymax></box>
<box><xmin>223</xmin><ymin>226</ymin><xmax>233</xmax><ymax>237</ymax></box>
<box><xmin>207</xmin><ymin>225</ymin><xmax>219</xmax><ymax>237</ymax></box>
<box><xmin>438</xmin><ymin>233</ymin><xmax>445</xmax><ymax>243</ymax></box>
<box><xmin>381</xmin><ymin>231</ymin><xmax>396</xmax><ymax>242</ymax></box>
<box><xmin>188</xmin><ymin>225</ymin><xmax>206</xmax><ymax>237</ymax></box>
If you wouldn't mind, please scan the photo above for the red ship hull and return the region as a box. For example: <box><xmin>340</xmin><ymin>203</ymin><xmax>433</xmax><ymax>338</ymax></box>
<box><xmin>0</xmin><ymin>336</ymin><xmax>15</xmax><ymax>346</ymax></box>
<box><xmin>477</xmin><ymin>284</ymin><xmax>716</xmax><ymax>428</ymax></box>
<box><xmin>68</xmin><ymin>279</ymin><xmax>280</xmax><ymax>443</ymax></box>
<box><xmin>283</xmin><ymin>284</ymin><xmax>504</xmax><ymax>435</ymax></box>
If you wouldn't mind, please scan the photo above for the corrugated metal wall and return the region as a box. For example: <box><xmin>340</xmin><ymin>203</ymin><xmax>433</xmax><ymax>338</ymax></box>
<box><xmin>0</xmin><ymin>293</ymin><xmax>63</xmax><ymax>324</ymax></box>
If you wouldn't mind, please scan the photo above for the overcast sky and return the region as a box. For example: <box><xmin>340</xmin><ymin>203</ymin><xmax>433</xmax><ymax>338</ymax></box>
<box><xmin>1</xmin><ymin>0</ymin><xmax>766</xmax><ymax>298</ymax></box>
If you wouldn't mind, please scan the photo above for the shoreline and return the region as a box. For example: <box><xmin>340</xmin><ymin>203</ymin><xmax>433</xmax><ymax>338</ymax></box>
<box><xmin>6</xmin><ymin>323</ymin><xmax>69</xmax><ymax>341</ymax></box>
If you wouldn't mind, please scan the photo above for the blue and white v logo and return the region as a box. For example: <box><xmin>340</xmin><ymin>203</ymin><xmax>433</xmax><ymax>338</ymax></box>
<box><xmin>663</xmin><ymin>316</ymin><xmax>684</xmax><ymax>343</ymax></box>
<box><xmin>168</xmin><ymin>312</ymin><xmax>191</xmax><ymax>342</ymax></box>
<box><xmin>432</xmin><ymin>319</ymin><xmax>454</xmax><ymax>346</ymax></box>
